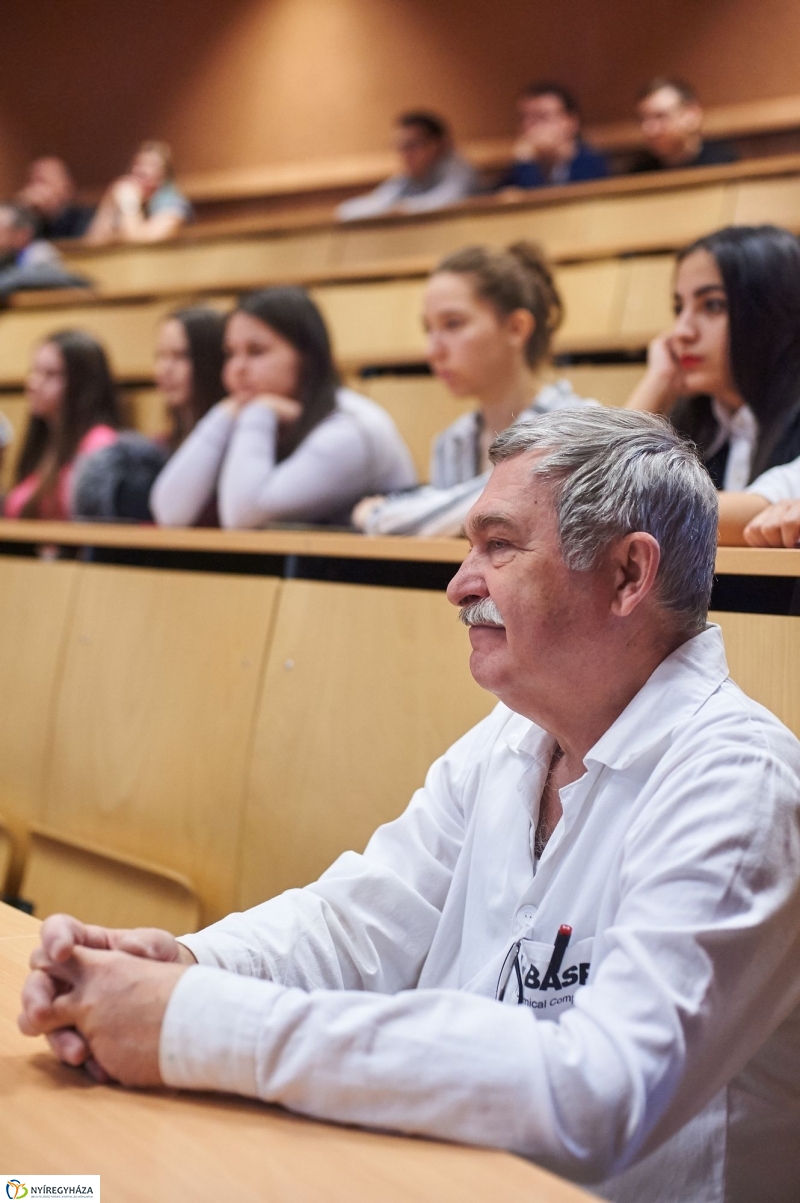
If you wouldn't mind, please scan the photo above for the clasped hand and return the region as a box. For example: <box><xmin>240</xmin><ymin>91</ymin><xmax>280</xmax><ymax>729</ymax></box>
<box><xmin>18</xmin><ymin>913</ymin><xmax>195</xmax><ymax>1087</ymax></box>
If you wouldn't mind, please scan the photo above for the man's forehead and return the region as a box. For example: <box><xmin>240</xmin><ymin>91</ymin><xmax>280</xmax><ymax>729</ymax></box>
<box><xmin>465</xmin><ymin>453</ymin><xmax>553</xmax><ymax>536</ymax></box>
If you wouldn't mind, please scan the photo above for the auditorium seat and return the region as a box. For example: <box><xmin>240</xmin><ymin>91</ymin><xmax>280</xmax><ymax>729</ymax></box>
<box><xmin>236</xmin><ymin>578</ymin><xmax>496</xmax><ymax>908</ymax></box>
<box><xmin>0</xmin><ymin>559</ymin><xmax>78</xmax><ymax>893</ymax></box>
<box><xmin>39</xmin><ymin>564</ymin><xmax>282</xmax><ymax>923</ymax></box>
<box><xmin>21</xmin><ymin>826</ymin><xmax>201</xmax><ymax>933</ymax></box>
<box><xmin>710</xmin><ymin>611</ymin><xmax>800</xmax><ymax>737</ymax></box>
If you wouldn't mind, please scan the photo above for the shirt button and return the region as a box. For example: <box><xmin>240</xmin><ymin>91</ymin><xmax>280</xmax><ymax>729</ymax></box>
<box><xmin>516</xmin><ymin>905</ymin><xmax>537</xmax><ymax>927</ymax></box>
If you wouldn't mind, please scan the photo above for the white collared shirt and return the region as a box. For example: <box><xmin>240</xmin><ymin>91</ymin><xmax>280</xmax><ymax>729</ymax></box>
<box><xmin>708</xmin><ymin>399</ymin><xmax>758</xmax><ymax>490</ymax></box>
<box><xmin>162</xmin><ymin>627</ymin><xmax>800</xmax><ymax>1202</ymax></box>
<box><xmin>747</xmin><ymin>454</ymin><xmax>800</xmax><ymax>504</ymax></box>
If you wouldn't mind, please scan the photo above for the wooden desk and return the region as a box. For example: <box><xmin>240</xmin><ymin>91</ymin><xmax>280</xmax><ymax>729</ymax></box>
<box><xmin>0</xmin><ymin>904</ymin><xmax>588</xmax><ymax>1201</ymax></box>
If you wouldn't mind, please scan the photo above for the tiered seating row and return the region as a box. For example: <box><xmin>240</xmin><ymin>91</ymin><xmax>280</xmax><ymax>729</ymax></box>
<box><xmin>0</xmin><ymin>528</ymin><xmax>797</xmax><ymax>933</ymax></box>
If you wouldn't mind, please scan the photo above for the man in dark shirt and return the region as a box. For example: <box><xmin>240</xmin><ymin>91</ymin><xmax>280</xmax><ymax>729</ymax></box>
<box><xmin>16</xmin><ymin>156</ymin><xmax>94</xmax><ymax>240</ymax></box>
<box><xmin>632</xmin><ymin>79</ymin><xmax>738</xmax><ymax>173</ymax></box>
<box><xmin>501</xmin><ymin>82</ymin><xmax>608</xmax><ymax>190</ymax></box>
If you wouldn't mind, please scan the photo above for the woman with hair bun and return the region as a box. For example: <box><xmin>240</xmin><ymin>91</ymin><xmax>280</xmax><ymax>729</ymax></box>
<box><xmin>150</xmin><ymin>286</ymin><xmax>416</xmax><ymax>528</ymax></box>
<box><xmin>354</xmin><ymin>241</ymin><xmax>594</xmax><ymax>536</ymax></box>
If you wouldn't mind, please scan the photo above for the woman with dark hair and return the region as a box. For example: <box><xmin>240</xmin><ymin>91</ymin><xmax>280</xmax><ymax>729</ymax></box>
<box><xmin>4</xmin><ymin>330</ymin><xmax>120</xmax><ymax>520</ymax></box>
<box><xmin>354</xmin><ymin>241</ymin><xmax>593</xmax><ymax>536</ymax></box>
<box><xmin>73</xmin><ymin>307</ymin><xmax>226</xmax><ymax>522</ymax></box>
<box><xmin>150</xmin><ymin>287</ymin><xmax>416</xmax><ymax>528</ymax></box>
<box><xmin>627</xmin><ymin>224</ymin><xmax>800</xmax><ymax>490</ymax></box>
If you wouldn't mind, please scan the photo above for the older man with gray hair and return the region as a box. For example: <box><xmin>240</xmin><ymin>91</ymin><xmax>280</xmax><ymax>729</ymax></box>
<box><xmin>19</xmin><ymin>409</ymin><xmax>800</xmax><ymax>1202</ymax></box>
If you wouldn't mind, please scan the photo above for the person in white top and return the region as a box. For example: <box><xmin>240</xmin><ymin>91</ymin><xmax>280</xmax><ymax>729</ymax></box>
<box><xmin>627</xmin><ymin>224</ymin><xmax>800</xmax><ymax>546</ymax></box>
<box><xmin>735</xmin><ymin>455</ymin><xmax>800</xmax><ymax>546</ymax></box>
<box><xmin>353</xmin><ymin>241</ymin><xmax>593</xmax><ymax>536</ymax></box>
<box><xmin>20</xmin><ymin>408</ymin><xmax>800</xmax><ymax>1201</ymax></box>
<box><xmin>337</xmin><ymin>112</ymin><xmax>477</xmax><ymax>222</ymax></box>
<box><xmin>150</xmin><ymin>287</ymin><xmax>416</xmax><ymax>528</ymax></box>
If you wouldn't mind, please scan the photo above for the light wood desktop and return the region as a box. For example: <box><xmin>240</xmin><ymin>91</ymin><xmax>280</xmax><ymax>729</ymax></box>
<box><xmin>0</xmin><ymin>902</ymin><xmax>590</xmax><ymax>1202</ymax></box>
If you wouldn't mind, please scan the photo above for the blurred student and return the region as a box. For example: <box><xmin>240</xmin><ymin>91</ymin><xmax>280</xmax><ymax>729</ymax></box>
<box><xmin>0</xmin><ymin>204</ymin><xmax>89</xmax><ymax>299</ymax></box>
<box><xmin>16</xmin><ymin>156</ymin><xmax>94</xmax><ymax>240</ymax></box>
<box><xmin>626</xmin><ymin>225</ymin><xmax>800</xmax><ymax>543</ymax></box>
<box><xmin>87</xmin><ymin>141</ymin><xmax>192</xmax><ymax>244</ymax></box>
<box><xmin>354</xmin><ymin>242</ymin><xmax>592</xmax><ymax>536</ymax></box>
<box><xmin>337</xmin><ymin>112</ymin><xmax>477</xmax><ymax>221</ymax></box>
<box><xmin>150</xmin><ymin>287</ymin><xmax>416</xmax><ymax>528</ymax></box>
<box><xmin>633</xmin><ymin>79</ymin><xmax>738</xmax><ymax>172</ymax></box>
<box><xmin>501</xmin><ymin>83</ymin><xmax>608</xmax><ymax>189</ymax></box>
<box><xmin>73</xmin><ymin>308</ymin><xmax>227</xmax><ymax>523</ymax></box>
<box><xmin>4</xmin><ymin>331</ymin><xmax>121</xmax><ymax>520</ymax></box>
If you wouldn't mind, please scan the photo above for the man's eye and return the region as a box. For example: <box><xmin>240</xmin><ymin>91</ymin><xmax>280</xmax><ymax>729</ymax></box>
<box><xmin>487</xmin><ymin>540</ymin><xmax>509</xmax><ymax>552</ymax></box>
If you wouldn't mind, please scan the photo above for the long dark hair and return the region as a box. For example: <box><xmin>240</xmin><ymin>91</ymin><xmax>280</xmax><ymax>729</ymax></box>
<box><xmin>673</xmin><ymin>225</ymin><xmax>800</xmax><ymax>480</ymax></box>
<box><xmin>233</xmin><ymin>287</ymin><xmax>339</xmax><ymax>459</ymax></box>
<box><xmin>16</xmin><ymin>329</ymin><xmax>122</xmax><ymax>516</ymax></box>
<box><xmin>164</xmin><ymin>307</ymin><xmax>226</xmax><ymax>450</ymax></box>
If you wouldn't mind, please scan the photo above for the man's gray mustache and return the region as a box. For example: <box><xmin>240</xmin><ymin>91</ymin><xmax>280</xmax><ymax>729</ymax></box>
<box><xmin>459</xmin><ymin>598</ymin><xmax>505</xmax><ymax>627</ymax></box>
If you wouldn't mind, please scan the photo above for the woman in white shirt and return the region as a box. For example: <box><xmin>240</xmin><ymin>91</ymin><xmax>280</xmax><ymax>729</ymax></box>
<box><xmin>150</xmin><ymin>287</ymin><xmax>416</xmax><ymax>528</ymax></box>
<box><xmin>353</xmin><ymin>241</ymin><xmax>592</xmax><ymax>536</ymax></box>
<box><xmin>627</xmin><ymin>225</ymin><xmax>800</xmax><ymax>506</ymax></box>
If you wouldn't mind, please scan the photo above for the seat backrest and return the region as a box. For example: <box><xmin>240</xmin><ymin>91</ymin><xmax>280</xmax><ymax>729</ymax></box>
<box><xmin>22</xmin><ymin>826</ymin><xmax>200</xmax><ymax>934</ymax></box>
<box><xmin>0</xmin><ymin>819</ymin><xmax>12</xmax><ymax>896</ymax></box>
<box><xmin>711</xmin><ymin>611</ymin><xmax>800</xmax><ymax>737</ymax></box>
<box><xmin>237</xmin><ymin>578</ymin><xmax>496</xmax><ymax>909</ymax></box>
<box><xmin>39</xmin><ymin>563</ymin><xmax>282</xmax><ymax>923</ymax></box>
<box><xmin>0</xmin><ymin>559</ymin><xmax>78</xmax><ymax>891</ymax></box>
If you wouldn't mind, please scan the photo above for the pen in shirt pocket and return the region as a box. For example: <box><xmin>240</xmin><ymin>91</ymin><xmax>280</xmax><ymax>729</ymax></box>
<box><xmin>541</xmin><ymin>924</ymin><xmax>572</xmax><ymax>990</ymax></box>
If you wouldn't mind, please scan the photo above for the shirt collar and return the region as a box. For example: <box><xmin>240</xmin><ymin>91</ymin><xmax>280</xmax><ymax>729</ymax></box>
<box><xmin>506</xmin><ymin>624</ymin><xmax>729</xmax><ymax>770</ymax></box>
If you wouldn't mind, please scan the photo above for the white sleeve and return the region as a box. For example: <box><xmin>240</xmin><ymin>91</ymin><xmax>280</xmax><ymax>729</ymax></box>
<box><xmin>163</xmin><ymin>729</ymin><xmax>800</xmax><ymax>1182</ymax></box>
<box><xmin>175</xmin><ymin>714</ymin><xmax>491</xmax><ymax>990</ymax></box>
<box><xmin>363</xmin><ymin>477</ymin><xmax>486</xmax><ymax>536</ymax></box>
<box><xmin>150</xmin><ymin>405</ymin><xmax>234</xmax><ymax>527</ymax></box>
<box><xmin>336</xmin><ymin>178</ymin><xmax>405</xmax><ymax>221</ymax></box>
<box><xmin>218</xmin><ymin>403</ymin><xmax>378</xmax><ymax>528</ymax></box>
<box><xmin>745</xmin><ymin>455</ymin><xmax>800</xmax><ymax>503</ymax></box>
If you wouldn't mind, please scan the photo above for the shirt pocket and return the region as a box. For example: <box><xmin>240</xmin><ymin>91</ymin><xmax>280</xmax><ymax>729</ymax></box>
<box><xmin>504</xmin><ymin>936</ymin><xmax>594</xmax><ymax>1015</ymax></box>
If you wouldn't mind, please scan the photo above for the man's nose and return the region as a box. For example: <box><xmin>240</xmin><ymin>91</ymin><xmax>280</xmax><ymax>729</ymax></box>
<box><xmin>446</xmin><ymin>554</ymin><xmax>488</xmax><ymax>608</ymax></box>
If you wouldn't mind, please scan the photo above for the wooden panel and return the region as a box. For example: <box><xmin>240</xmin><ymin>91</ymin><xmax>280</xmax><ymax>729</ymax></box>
<box><xmin>238</xmin><ymin>579</ymin><xmax>496</xmax><ymax>909</ymax></box>
<box><xmin>313</xmin><ymin>278</ymin><xmax>427</xmax><ymax>364</ymax></box>
<box><xmin>0</xmin><ymin>559</ymin><xmax>77</xmax><ymax>889</ymax></box>
<box><xmin>617</xmin><ymin>255</ymin><xmax>675</xmax><ymax>343</ymax></box>
<box><xmin>711</xmin><ymin>611</ymin><xmax>800</xmax><ymax>738</ymax></box>
<box><xmin>557</xmin><ymin>364</ymin><xmax>645</xmax><ymax>408</ymax></box>
<box><xmin>41</xmin><ymin>565</ymin><xmax>282</xmax><ymax>922</ymax></box>
<box><xmin>458</xmin><ymin>201</ymin><xmax>592</xmax><ymax>261</ymax></box>
<box><xmin>731</xmin><ymin>175</ymin><xmax>800</xmax><ymax>228</ymax></box>
<box><xmin>582</xmin><ymin>185</ymin><xmax>734</xmax><ymax>253</ymax></box>
<box><xmin>22</xmin><ymin>827</ymin><xmax>201</xmax><ymax>934</ymax></box>
<box><xmin>0</xmin><ymin>396</ymin><xmax>29</xmax><ymax>491</ymax></box>
<box><xmin>336</xmin><ymin>217</ymin><xmax>471</xmax><ymax>269</ymax></box>
<box><xmin>63</xmin><ymin>231</ymin><xmax>337</xmax><ymax>295</ymax></box>
<box><xmin>0</xmin><ymin>299</ymin><xmax>176</xmax><ymax>384</ymax></box>
<box><xmin>358</xmin><ymin>375</ymin><xmax>471</xmax><ymax>481</ymax></box>
<box><xmin>0</xmin><ymin>821</ymin><xmax>11</xmax><ymax>894</ymax></box>
<box><xmin>126</xmin><ymin>387</ymin><xmax>168</xmax><ymax>438</ymax></box>
<box><xmin>555</xmin><ymin>260</ymin><xmax>627</xmax><ymax>347</ymax></box>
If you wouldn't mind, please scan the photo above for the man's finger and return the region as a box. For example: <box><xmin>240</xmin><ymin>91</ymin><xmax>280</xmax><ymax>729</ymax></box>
<box><xmin>18</xmin><ymin>968</ymin><xmax>59</xmax><ymax>1035</ymax></box>
<box><xmin>29</xmin><ymin>947</ymin><xmax>82</xmax><ymax>986</ymax></box>
<box><xmin>47</xmin><ymin>1027</ymin><xmax>91</xmax><ymax>1066</ymax></box>
<box><xmin>41</xmin><ymin>914</ymin><xmax>121</xmax><ymax>963</ymax></box>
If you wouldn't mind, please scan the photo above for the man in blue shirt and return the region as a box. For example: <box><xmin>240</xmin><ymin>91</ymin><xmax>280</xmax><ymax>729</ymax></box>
<box><xmin>501</xmin><ymin>83</ymin><xmax>608</xmax><ymax>190</ymax></box>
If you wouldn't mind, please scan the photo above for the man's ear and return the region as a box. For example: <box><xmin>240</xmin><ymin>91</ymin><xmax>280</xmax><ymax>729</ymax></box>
<box><xmin>610</xmin><ymin>532</ymin><xmax>661</xmax><ymax>618</ymax></box>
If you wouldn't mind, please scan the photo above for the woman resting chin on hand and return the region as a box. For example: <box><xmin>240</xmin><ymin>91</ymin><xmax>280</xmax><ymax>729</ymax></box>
<box><xmin>149</xmin><ymin>286</ymin><xmax>416</xmax><ymax>530</ymax></box>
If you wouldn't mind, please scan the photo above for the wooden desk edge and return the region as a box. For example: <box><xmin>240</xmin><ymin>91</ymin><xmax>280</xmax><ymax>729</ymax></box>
<box><xmin>0</xmin><ymin>520</ymin><xmax>798</xmax><ymax>576</ymax></box>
